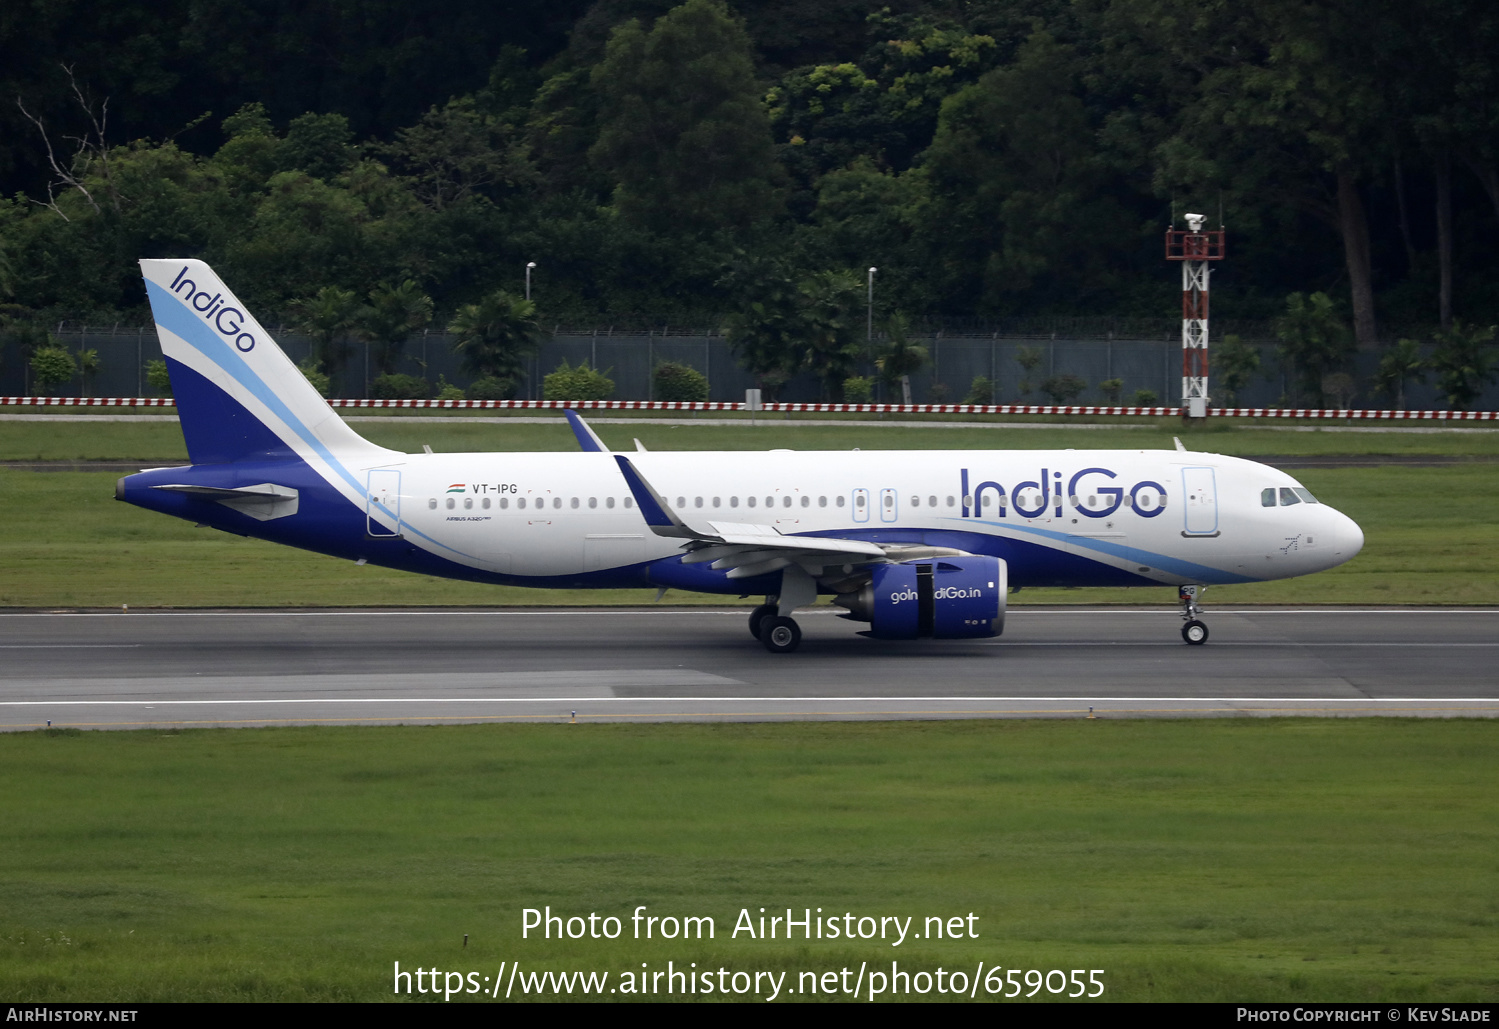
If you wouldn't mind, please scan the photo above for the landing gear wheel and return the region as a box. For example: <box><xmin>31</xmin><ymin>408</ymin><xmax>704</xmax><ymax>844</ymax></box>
<box><xmin>759</xmin><ymin>616</ymin><xmax>802</xmax><ymax>653</ymax></box>
<box><xmin>1182</xmin><ymin>619</ymin><xmax>1209</xmax><ymax>645</ymax></box>
<box><xmin>748</xmin><ymin>604</ymin><xmax>776</xmax><ymax>641</ymax></box>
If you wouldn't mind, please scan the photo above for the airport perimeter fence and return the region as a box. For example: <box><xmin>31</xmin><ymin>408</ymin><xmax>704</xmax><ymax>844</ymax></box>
<box><xmin>4</xmin><ymin>395</ymin><xmax>1496</xmax><ymax>421</ymax></box>
<box><xmin>2</xmin><ymin>325</ymin><xmax>1497</xmax><ymax>412</ymax></box>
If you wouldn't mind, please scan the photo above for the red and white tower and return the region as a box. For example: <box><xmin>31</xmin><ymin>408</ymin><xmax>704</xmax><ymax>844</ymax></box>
<box><xmin>1165</xmin><ymin>214</ymin><xmax>1225</xmax><ymax>417</ymax></box>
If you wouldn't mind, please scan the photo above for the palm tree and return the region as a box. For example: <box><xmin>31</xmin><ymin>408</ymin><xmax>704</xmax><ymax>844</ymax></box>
<box><xmin>290</xmin><ymin>286</ymin><xmax>360</xmax><ymax>389</ymax></box>
<box><xmin>875</xmin><ymin>314</ymin><xmax>927</xmax><ymax>404</ymax></box>
<box><xmin>448</xmin><ymin>289</ymin><xmax>542</xmax><ymax>390</ymax></box>
<box><xmin>355</xmin><ymin>280</ymin><xmax>433</xmax><ymax>387</ymax></box>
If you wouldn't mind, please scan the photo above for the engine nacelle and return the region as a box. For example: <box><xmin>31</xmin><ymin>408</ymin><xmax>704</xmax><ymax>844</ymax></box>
<box><xmin>835</xmin><ymin>557</ymin><xmax>1006</xmax><ymax>640</ymax></box>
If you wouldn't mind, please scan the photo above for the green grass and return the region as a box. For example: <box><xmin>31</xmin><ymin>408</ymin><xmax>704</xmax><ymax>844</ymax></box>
<box><xmin>1</xmin><ymin>720</ymin><xmax>1495</xmax><ymax>1001</ymax></box>
<box><xmin>3</xmin><ymin>414</ymin><xmax>1499</xmax><ymax>462</ymax></box>
<box><xmin>1</xmin><ymin>464</ymin><xmax>1495</xmax><ymax>608</ymax></box>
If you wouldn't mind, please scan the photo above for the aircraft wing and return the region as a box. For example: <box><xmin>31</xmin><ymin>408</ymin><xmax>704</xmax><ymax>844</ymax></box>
<box><xmin>612</xmin><ymin>455</ymin><xmax>958</xmax><ymax>579</ymax></box>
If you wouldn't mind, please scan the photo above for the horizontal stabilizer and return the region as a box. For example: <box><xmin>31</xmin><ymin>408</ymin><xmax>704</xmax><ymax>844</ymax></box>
<box><xmin>151</xmin><ymin>482</ymin><xmax>300</xmax><ymax>521</ymax></box>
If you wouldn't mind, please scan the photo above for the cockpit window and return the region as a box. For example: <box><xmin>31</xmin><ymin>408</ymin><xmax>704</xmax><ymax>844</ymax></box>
<box><xmin>1279</xmin><ymin>487</ymin><xmax>1301</xmax><ymax>506</ymax></box>
<box><xmin>1293</xmin><ymin>487</ymin><xmax>1319</xmax><ymax>504</ymax></box>
<box><xmin>1261</xmin><ymin>488</ymin><xmax>1276</xmax><ymax>507</ymax></box>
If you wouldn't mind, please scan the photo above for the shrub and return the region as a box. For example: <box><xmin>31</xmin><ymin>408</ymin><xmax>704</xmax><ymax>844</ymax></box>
<box><xmin>30</xmin><ymin>346</ymin><xmax>76</xmax><ymax>395</ymax></box>
<box><xmin>963</xmin><ymin>376</ymin><xmax>994</xmax><ymax>405</ymax></box>
<box><xmin>1133</xmin><ymin>388</ymin><xmax>1159</xmax><ymax>406</ymax></box>
<box><xmin>1097</xmin><ymin>377</ymin><xmax>1124</xmax><ymax>404</ymax></box>
<box><xmin>842</xmin><ymin>376</ymin><xmax>874</xmax><ymax>404</ymax></box>
<box><xmin>297</xmin><ymin>358</ymin><xmax>331</xmax><ymax>398</ymax></box>
<box><xmin>145</xmin><ymin>359</ymin><xmax>173</xmax><ymax>397</ymax></box>
<box><xmin>467</xmin><ymin>376</ymin><xmax>517</xmax><ymax>401</ymax></box>
<box><xmin>543</xmin><ymin>360</ymin><xmax>614</xmax><ymax>402</ymax></box>
<box><xmin>925</xmin><ymin>381</ymin><xmax>949</xmax><ymax>403</ymax></box>
<box><xmin>369</xmin><ymin>373</ymin><xmax>432</xmax><ymax>400</ymax></box>
<box><xmin>434</xmin><ymin>375</ymin><xmax>466</xmax><ymax>401</ymax></box>
<box><xmin>653</xmin><ymin>361</ymin><xmax>709</xmax><ymax>402</ymax></box>
<box><xmin>1040</xmin><ymin>373</ymin><xmax>1086</xmax><ymax>404</ymax></box>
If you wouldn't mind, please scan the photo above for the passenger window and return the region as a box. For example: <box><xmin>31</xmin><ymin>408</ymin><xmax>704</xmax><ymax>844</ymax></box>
<box><xmin>427</xmin><ymin>498</ymin><xmax>436</xmax><ymax>509</ymax></box>
<box><xmin>1262</xmin><ymin>488</ymin><xmax>1277</xmax><ymax>507</ymax></box>
<box><xmin>624</xmin><ymin>497</ymin><xmax>634</xmax><ymax>509</ymax></box>
<box><xmin>801</xmin><ymin>496</ymin><xmax>809</xmax><ymax>507</ymax></box>
<box><xmin>500</xmin><ymin>497</ymin><xmax>509</xmax><ymax>509</ymax></box>
<box><xmin>713</xmin><ymin>497</ymin><xmax>721</xmax><ymax>507</ymax></box>
<box><xmin>588</xmin><ymin>497</ymin><xmax>597</xmax><ymax>509</ymax></box>
<box><xmin>606</xmin><ymin>497</ymin><xmax>615</xmax><ymax>509</ymax></box>
<box><xmin>928</xmin><ymin>496</ymin><xmax>937</xmax><ymax>507</ymax></box>
<box><xmin>910</xmin><ymin>496</ymin><xmax>920</xmax><ymax>507</ymax></box>
<box><xmin>747</xmin><ymin>496</ymin><xmax>757</xmax><ymax>508</ymax></box>
<box><xmin>464</xmin><ymin>497</ymin><xmax>473</xmax><ymax>509</ymax></box>
<box><xmin>884</xmin><ymin>494</ymin><xmax>893</xmax><ymax>508</ymax></box>
<box><xmin>1280</xmin><ymin>488</ymin><xmax>1301</xmax><ymax>506</ymax></box>
<box><xmin>730</xmin><ymin>497</ymin><xmax>739</xmax><ymax>508</ymax></box>
<box><xmin>569</xmin><ymin>497</ymin><xmax>578</xmax><ymax>509</ymax></box>
<box><xmin>946</xmin><ymin>496</ymin><xmax>955</xmax><ymax>507</ymax></box>
<box><xmin>518</xmin><ymin>498</ymin><xmax>526</xmax><ymax>509</ymax></box>
<box><xmin>1293</xmin><ymin>488</ymin><xmax>1319</xmax><ymax>504</ymax></box>
<box><xmin>818</xmin><ymin>496</ymin><xmax>827</xmax><ymax>507</ymax></box>
<box><xmin>1087</xmin><ymin>496</ymin><xmax>1097</xmax><ymax>507</ymax></box>
<box><xmin>982</xmin><ymin>495</ymin><xmax>993</xmax><ymax>509</ymax></box>
<box><xmin>1139</xmin><ymin>495</ymin><xmax>1152</xmax><ymax>509</ymax></box>
<box><xmin>963</xmin><ymin>494</ymin><xmax>973</xmax><ymax>507</ymax></box>
<box><xmin>783</xmin><ymin>496</ymin><xmax>791</xmax><ymax>508</ymax></box>
<box><xmin>677</xmin><ymin>496</ymin><xmax>685</xmax><ymax>508</ymax></box>
<box><xmin>695</xmin><ymin>497</ymin><xmax>704</xmax><ymax>508</ymax></box>
<box><xmin>482</xmin><ymin>497</ymin><xmax>490</xmax><ymax>509</ymax></box>
<box><xmin>445</xmin><ymin>497</ymin><xmax>455</xmax><ymax>509</ymax></box>
<box><xmin>766</xmin><ymin>496</ymin><xmax>774</xmax><ymax>508</ymax></box>
<box><xmin>836</xmin><ymin>496</ymin><xmax>845</xmax><ymax>507</ymax></box>
<box><xmin>856</xmin><ymin>494</ymin><xmax>866</xmax><ymax>508</ymax></box>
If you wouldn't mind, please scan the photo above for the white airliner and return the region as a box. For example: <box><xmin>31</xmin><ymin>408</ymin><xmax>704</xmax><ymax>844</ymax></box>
<box><xmin>117</xmin><ymin>259</ymin><xmax>1364</xmax><ymax>652</ymax></box>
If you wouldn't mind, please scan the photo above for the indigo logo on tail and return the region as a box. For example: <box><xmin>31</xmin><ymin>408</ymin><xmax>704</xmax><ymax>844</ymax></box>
<box><xmin>170</xmin><ymin>266</ymin><xmax>256</xmax><ymax>352</ymax></box>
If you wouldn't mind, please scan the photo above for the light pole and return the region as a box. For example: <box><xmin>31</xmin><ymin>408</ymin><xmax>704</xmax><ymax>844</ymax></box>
<box><xmin>866</xmin><ymin>265</ymin><xmax>877</xmax><ymax>355</ymax></box>
<box><xmin>525</xmin><ymin>261</ymin><xmax>537</xmax><ymax>302</ymax></box>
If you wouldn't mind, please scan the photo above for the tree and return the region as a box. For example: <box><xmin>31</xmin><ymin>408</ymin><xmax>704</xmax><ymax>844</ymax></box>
<box><xmin>721</xmin><ymin>253</ymin><xmax>807</xmax><ymax>398</ymax></box>
<box><xmin>76</xmin><ymin>348</ymin><xmax>99</xmax><ymax>397</ymax></box>
<box><xmin>1040</xmin><ymin>373</ymin><xmax>1086</xmax><ymax>404</ymax></box>
<box><xmin>653</xmin><ymin>362</ymin><xmax>709</xmax><ymax>402</ymax></box>
<box><xmin>356</xmin><ymin>280</ymin><xmax>433</xmax><ymax>385</ymax></box>
<box><xmin>543</xmin><ymin>360</ymin><xmax>614</xmax><ymax>401</ymax></box>
<box><xmin>963</xmin><ymin>376</ymin><xmax>994</xmax><ymax>405</ymax></box>
<box><xmin>291</xmin><ymin>286</ymin><xmax>360</xmax><ymax>387</ymax></box>
<box><xmin>1428</xmin><ymin>321</ymin><xmax>1498</xmax><ymax>410</ymax></box>
<box><xmin>29</xmin><ymin>345</ymin><xmax>75</xmax><ymax>395</ymax></box>
<box><xmin>383</xmin><ymin>97</ymin><xmax>536</xmax><ymax>212</ymax></box>
<box><xmin>448</xmin><ymin>290</ymin><xmax>541</xmax><ymax>392</ymax></box>
<box><xmin>1097</xmin><ymin>378</ymin><xmax>1124</xmax><ymax>404</ymax></box>
<box><xmin>1015</xmin><ymin>346</ymin><xmax>1044</xmax><ymax>398</ymax></box>
<box><xmin>1274</xmin><ymin>293</ymin><xmax>1353</xmax><ymax>407</ymax></box>
<box><xmin>145</xmin><ymin>359</ymin><xmax>173</xmax><ymax>397</ymax></box>
<box><xmin>1214</xmin><ymin>335</ymin><xmax>1262</xmax><ymax>407</ymax></box>
<box><xmin>589</xmin><ymin>0</ymin><xmax>784</xmax><ymax>237</ymax></box>
<box><xmin>874</xmin><ymin>314</ymin><xmax>926</xmax><ymax>404</ymax></box>
<box><xmin>798</xmin><ymin>269</ymin><xmax>865</xmax><ymax>400</ymax></box>
<box><xmin>1373</xmin><ymin>338</ymin><xmax>1425</xmax><ymax>409</ymax></box>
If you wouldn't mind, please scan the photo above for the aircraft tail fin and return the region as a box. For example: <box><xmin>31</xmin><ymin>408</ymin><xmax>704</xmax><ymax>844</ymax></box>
<box><xmin>139</xmin><ymin>260</ymin><xmax>386</xmax><ymax>466</ymax></box>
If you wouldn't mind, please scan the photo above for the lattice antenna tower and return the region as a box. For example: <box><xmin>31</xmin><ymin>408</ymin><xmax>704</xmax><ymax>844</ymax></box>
<box><xmin>1165</xmin><ymin>213</ymin><xmax>1226</xmax><ymax>417</ymax></box>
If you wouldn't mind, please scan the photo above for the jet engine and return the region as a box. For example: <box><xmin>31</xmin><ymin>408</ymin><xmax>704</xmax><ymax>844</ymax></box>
<box><xmin>834</xmin><ymin>557</ymin><xmax>1006</xmax><ymax>639</ymax></box>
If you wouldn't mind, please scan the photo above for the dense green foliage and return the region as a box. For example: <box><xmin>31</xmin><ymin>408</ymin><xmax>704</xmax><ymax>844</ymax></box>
<box><xmin>542</xmin><ymin>359</ymin><xmax>614</xmax><ymax>401</ymax></box>
<box><xmin>3</xmin><ymin>0</ymin><xmax>1499</xmax><ymax>395</ymax></box>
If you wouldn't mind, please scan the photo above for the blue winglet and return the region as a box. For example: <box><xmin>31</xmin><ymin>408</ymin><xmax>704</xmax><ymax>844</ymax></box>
<box><xmin>565</xmin><ymin>410</ymin><xmax>609</xmax><ymax>453</ymax></box>
<box><xmin>613</xmin><ymin>455</ymin><xmax>679</xmax><ymax>530</ymax></box>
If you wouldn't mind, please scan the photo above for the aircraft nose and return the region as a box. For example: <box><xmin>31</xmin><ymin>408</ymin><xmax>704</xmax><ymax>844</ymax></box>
<box><xmin>1330</xmin><ymin>509</ymin><xmax>1364</xmax><ymax>562</ymax></box>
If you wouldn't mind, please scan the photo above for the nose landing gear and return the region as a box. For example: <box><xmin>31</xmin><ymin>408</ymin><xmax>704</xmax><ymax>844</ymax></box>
<box><xmin>1179</xmin><ymin>585</ymin><xmax>1209</xmax><ymax>644</ymax></box>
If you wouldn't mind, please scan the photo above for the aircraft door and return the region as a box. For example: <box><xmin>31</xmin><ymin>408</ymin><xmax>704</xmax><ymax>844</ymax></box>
<box><xmin>366</xmin><ymin>469</ymin><xmax>402</xmax><ymax>537</ymax></box>
<box><xmin>1181</xmin><ymin>466</ymin><xmax>1219</xmax><ymax>536</ymax></box>
<box><xmin>880</xmin><ymin>487</ymin><xmax>898</xmax><ymax>522</ymax></box>
<box><xmin>852</xmin><ymin>488</ymin><xmax>870</xmax><ymax>523</ymax></box>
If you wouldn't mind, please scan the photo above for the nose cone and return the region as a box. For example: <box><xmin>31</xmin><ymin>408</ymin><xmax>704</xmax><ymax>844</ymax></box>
<box><xmin>1329</xmin><ymin>508</ymin><xmax>1364</xmax><ymax>565</ymax></box>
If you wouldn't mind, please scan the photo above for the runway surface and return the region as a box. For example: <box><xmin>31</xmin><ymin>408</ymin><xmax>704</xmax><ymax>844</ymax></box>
<box><xmin>1</xmin><ymin>607</ymin><xmax>1495</xmax><ymax>730</ymax></box>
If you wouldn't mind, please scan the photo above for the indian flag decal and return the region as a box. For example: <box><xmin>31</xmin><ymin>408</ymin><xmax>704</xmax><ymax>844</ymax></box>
<box><xmin>446</xmin><ymin>483</ymin><xmax>466</xmax><ymax>493</ymax></box>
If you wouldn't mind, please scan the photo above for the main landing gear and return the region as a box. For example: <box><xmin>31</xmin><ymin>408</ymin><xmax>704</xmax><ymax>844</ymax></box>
<box><xmin>750</xmin><ymin>599</ymin><xmax>803</xmax><ymax>653</ymax></box>
<box><xmin>1179</xmin><ymin>585</ymin><xmax>1209</xmax><ymax>644</ymax></box>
